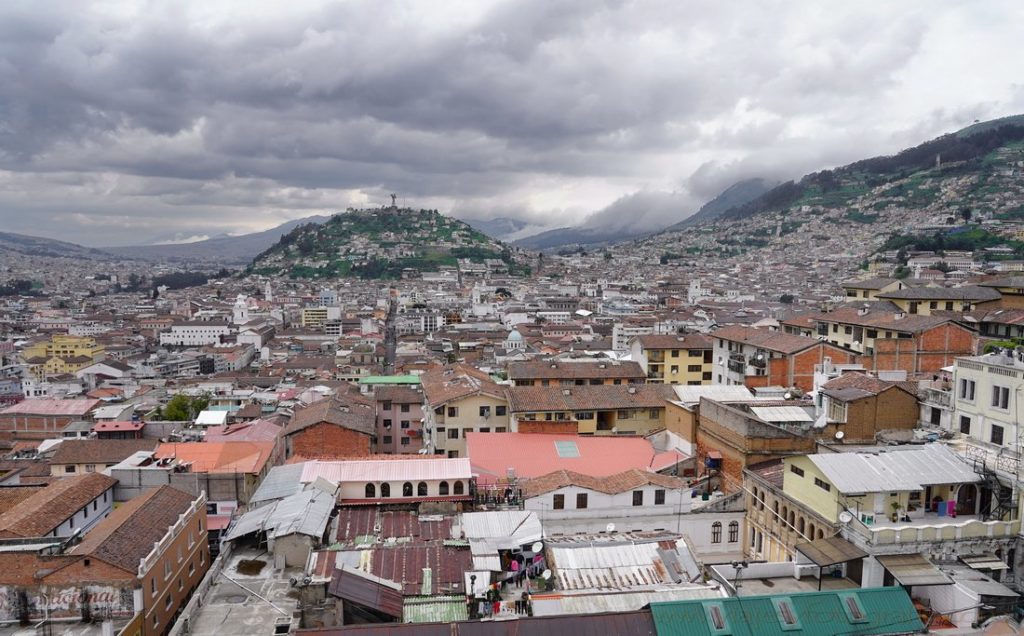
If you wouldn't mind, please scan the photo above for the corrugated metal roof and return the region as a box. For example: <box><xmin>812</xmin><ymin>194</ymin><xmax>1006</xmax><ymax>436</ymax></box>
<box><xmin>549</xmin><ymin>540</ymin><xmax>701</xmax><ymax>591</ymax></box>
<box><xmin>459</xmin><ymin>511</ymin><xmax>543</xmax><ymax>551</ymax></box>
<box><xmin>297</xmin><ymin>611</ymin><xmax>658</xmax><ymax>635</ymax></box>
<box><xmin>650</xmin><ymin>586</ymin><xmax>923</xmax><ymax>636</ymax></box>
<box><xmin>301</xmin><ymin>458</ymin><xmax>473</xmax><ymax>483</ymax></box>
<box><xmin>960</xmin><ymin>552</ymin><xmax>1010</xmax><ymax>571</ymax></box>
<box><xmin>225</xmin><ymin>488</ymin><xmax>334</xmax><ymax>541</ymax></box>
<box><xmin>875</xmin><ymin>553</ymin><xmax>953</xmax><ymax>587</ymax></box>
<box><xmin>794</xmin><ymin>536</ymin><xmax>868</xmax><ymax>568</ymax></box>
<box><xmin>806</xmin><ymin>444</ymin><xmax>980</xmax><ymax>494</ymax></box>
<box><xmin>671</xmin><ymin>385</ymin><xmax>755</xmax><ymax>405</ymax></box>
<box><xmin>328</xmin><ymin>566</ymin><xmax>403</xmax><ymax>618</ymax></box>
<box><xmin>750</xmin><ymin>406</ymin><xmax>814</xmax><ymax>423</ymax></box>
<box><xmin>402</xmin><ymin>596</ymin><xmax>468</xmax><ymax>624</ymax></box>
<box><xmin>531</xmin><ymin>587</ymin><xmax>723</xmax><ymax>616</ymax></box>
<box><xmin>250</xmin><ymin>462</ymin><xmax>307</xmax><ymax>505</ymax></box>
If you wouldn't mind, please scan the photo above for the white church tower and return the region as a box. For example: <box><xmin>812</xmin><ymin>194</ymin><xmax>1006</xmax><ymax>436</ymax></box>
<box><xmin>233</xmin><ymin>294</ymin><xmax>250</xmax><ymax>325</ymax></box>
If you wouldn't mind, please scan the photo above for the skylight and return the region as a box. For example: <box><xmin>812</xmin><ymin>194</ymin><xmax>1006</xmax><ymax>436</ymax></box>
<box><xmin>554</xmin><ymin>440</ymin><xmax>580</xmax><ymax>458</ymax></box>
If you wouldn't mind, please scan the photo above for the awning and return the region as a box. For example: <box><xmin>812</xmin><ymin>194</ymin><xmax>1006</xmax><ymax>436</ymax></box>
<box><xmin>876</xmin><ymin>553</ymin><xmax>953</xmax><ymax>586</ymax></box>
<box><xmin>706</xmin><ymin>450</ymin><xmax>722</xmax><ymax>459</ymax></box>
<box><xmin>960</xmin><ymin>553</ymin><xmax>1010</xmax><ymax>571</ymax></box>
<box><xmin>796</xmin><ymin>536</ymin><xmax>868</xmax><ymax>567</ymax></box>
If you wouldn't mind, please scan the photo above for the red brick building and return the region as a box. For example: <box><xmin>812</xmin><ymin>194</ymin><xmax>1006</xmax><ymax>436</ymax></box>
<box><xmin>282</xmin><ymin>395</ymin><xmax>376</xmax><ymax>460</ymax></box>
<box><xmin>0</xmin><ymin>398</ymin><xmax>100</xmax><ymax>446</ymax></box>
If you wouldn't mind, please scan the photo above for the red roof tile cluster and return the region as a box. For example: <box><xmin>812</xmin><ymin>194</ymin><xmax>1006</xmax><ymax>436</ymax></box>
<box><xmin>0</xmin><ymin>473</ymin><xmax>116</xmax><ymax>538</ymax></box>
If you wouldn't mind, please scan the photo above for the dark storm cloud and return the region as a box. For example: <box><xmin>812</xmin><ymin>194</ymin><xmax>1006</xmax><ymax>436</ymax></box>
<box><xmin>0</xmin><ymin>0</ymin><xmax>1021</xmax><ymax>245</ymax></box>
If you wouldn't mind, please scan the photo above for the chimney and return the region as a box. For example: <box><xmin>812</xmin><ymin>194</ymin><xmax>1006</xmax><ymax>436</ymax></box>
<box><xmin>894</xmin><ymin>312</ymin><xmax>906</xmax><ymax>320</ymax></box>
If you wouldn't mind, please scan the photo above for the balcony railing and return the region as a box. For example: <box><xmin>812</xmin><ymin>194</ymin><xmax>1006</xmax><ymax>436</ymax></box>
<box><xmin>842</xmin><ymin>507</ymin><xmax>1019</xmax><ymax>547</ymax></box>
<box><xmin>919</xmin><ymin>387</ymin><xmax>952</xmax><ymax>408</ymax></box>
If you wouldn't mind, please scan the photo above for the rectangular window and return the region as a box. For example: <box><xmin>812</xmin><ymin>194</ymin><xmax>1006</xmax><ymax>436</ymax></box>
<box><xmin>687</xmin><ymin>364</ymin><xmax>701</xmax><ymax>372</ymax></box>
<box><xmin>632</xmin><ymin>490</ymin><xmax>643</xmax><ymax>506</ymax></box>
<box><xmin>447</xmin><ymin>406</ymin><xmax>458</xmax><ymax>417</ymax></box>
<box><xmin>670</xmin><ymin>365</ymin><xmax>679</xmax><ymax>374</ymax></box>
<box><xmin>992</xmin><ymin>424</ymin><xmax>1005</xmax><ymax>446</ymax></box>
<box><xmin>992</xmin><ymin>385</ymin><xmax>1010</xmax><ymax>409</ymax></box>
<box><xmin>401</xmin><ymin>437</ymin><xmax>410</xmax><ymax>445</ymax></box>
<box><xmin>400</xmin><ymin>404</ymin><xmax>410</xmax><ymax>413</ymax></box>
<box><xmin>479</xmin><ymin>406</ymin><xmax>491</xmax><ymax>417</ymax></box>
<box><xmin>655</xmin><ymin>489</ymin><xmax>665</xmax><ymax>505</ymax></box>
<box><xmin>959</xmin><ymin>416</ymin><xmax>971</xmax><ymax>435</ymax></box>
<box><xmin>814</xmin><ymin>478</ymin><xmax>831</xmax><ymax>492</ymax></box>
<box><xmin>164</xmin><ymin>561</ymin><xmax>171</xmax><ymax>579</ymax></box>
<box><xmin>649</xmin><ymin>409</ymin><xmax>659</xmax><ymax>419</ymax></box>
<box><xmin>64</xmin><ymin>465</ymin><xmax>75</xmax><ymax>474</ymax></box>
<box><xmin>189</xmin><ymin>562</ymin><xmax>195</xmax><ymax>575</ymax></box>
<box><xmin>496</xmin><ymin>405</ymin><xmax>507</xmax><ymax>416</ymax></box>
<box><xmin>959</xmin><ymin>379</ymin><xmax>976</xmax><ymax>401</ymax></box>
<box><xmin>790</xmin><ymin>465</ymin><xmax>805</xmax><ymax>477</ymax></box>
<box><xmin>553</xmin><ymin>494</ymin><xmax>564</xmax><ymax>510</ymax></box>
<box><xmin>383</xmin><ymin>418</ymin><xmax>392</xmax><ymax>428</ymax></box>
<box><xmin>383</xmin><ymin>435</ymin><xmax>392</xmax><ymax>444</ymax></box>
<box><xmin>165</xmin><ymin>595</ymin><xmax>172</xmax><ymax>610</ymax></box>
<box><xmin>616</xmin><ymin>410</ymin><xmax>631</xmax><ymax>419</ymax></box>
<box><xmin>400</xmin><ymin>420</ymin><xmax>410</xmax><ymax>429</ymax></box>
<box><xmin>151</xmin><ymin>578</ymin><xmax>157</xmax><ymax>597</ymax></box>
<box><xmin>574</xmin><ymin>412</ymin><xmax>594</xmax><ymax>420</ymax></box>
<box><xmin>382</xmin><ymin>401</ymin><xmax>392</xmax><ymax>411</ymax></box>
<box><xmin>576</xmin><ymin>493</ymin><xmax>588</xmax><ymax>509</ymax></box>
<box><xmin>447</xmin><ymin>428</ymin><xmax>459</xmax><ymax>439</ymax></box>
<box><xmin>85</xmin><ymin>464</ymin><xmax>96</xmax><ymax>473</ymax></box>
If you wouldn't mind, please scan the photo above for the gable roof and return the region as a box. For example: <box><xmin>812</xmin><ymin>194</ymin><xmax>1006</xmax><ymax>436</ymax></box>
<box><xmin>523</xmin><ymin>468</ymin><xmax>685</xmax><ymax>497</ymax></box>
<box><xmin>805</xmin><ymin>445</ymin><xmax>980</xmax><ymax>494</ymax></box>
<box><xmin>420</xmin><ymin>363</ymin><xmax>505</xmax><ymax>407</ymax></box>
<box><xmin>633</xmin><ymin>334</ymin><xmax>714</xmax><ymax>350</ymax></box>
<box><xmin>877</xmin><ymin>285</ymin><xmax>1001</xmax><ymax>302</ymax></box>
<box><xmin>282</xmin><ymin>396</ymin><xmax>375</xmax><ymax>437</ymax></box>
<box><xmin>819</xmin><ymin>373</ymin><xmax>917</xmax><ymax>402</ymax></box>
<box><xmin>508</xmin><ymin>360</ymin><xmax>646</xmax><ymax>381</ymax></box>
<box><xmin>709</xmin><ymin>326</ymin><xmax>824</xmax><ymax>355</ymax></box>
<box><xmin>0</xmin><ymin>473</ymin><xmax>116</xmax><ymax>538</ymax></box>
<box><xmin>506</xmin><ymin>384</ymin><xmax>675</xmax><ymax>413</ymax></box>
<box><xmin>50</xmin><ymin>438</ymin><xmax>158</xmax><ymax>466</ymax></box>
<box><xmin>71</xmin><ymin>485</ymin><xmax>197</xmax><ymax>575</ymax></box>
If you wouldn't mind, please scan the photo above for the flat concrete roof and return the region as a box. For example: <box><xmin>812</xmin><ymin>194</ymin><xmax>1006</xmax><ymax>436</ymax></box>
<box><xmin>186</xmin><ymin>548</ymin><xmax>301</xmax><ymax>636</ymax></box>
<box><xmin>734</xmin><ymin>575</ymin><xmax>859</xmax><ymax>597</ymax></box>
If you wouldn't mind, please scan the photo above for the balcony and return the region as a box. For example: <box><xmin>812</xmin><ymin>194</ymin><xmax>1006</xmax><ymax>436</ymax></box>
<box><xmin>842</xmin><ymin>508</ymin><xmax>1020</xmax><ymax>548</ymax></box>
<box><xmin>919</xmin><ymin>387</ymin><xmax>952</xmax><ymax>409</ymax></box>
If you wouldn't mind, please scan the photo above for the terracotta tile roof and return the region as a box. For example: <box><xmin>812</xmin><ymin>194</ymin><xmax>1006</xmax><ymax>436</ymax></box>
<box><xmin>506</xmin><ymin>384</ymin><xmax>675</xmax><ymax>412</ymax></box>
<box><xmin>282</xmin><ymin>396</ymin><xmax>375</xmax><ymax>437</ymax></box>
<box><xmin>633</xmin><ymin>334</ymin><xmax>713</xmax><ymax>350</ymax></box>
<box><xmin>523</xmin><ymin>468</ymin><xmax>686</xmax><ymax>497</ymax></box>
<box><xmin>153</xmin><ymin>441</ymin><xmax>274</xmax><ymax>474</ymax></box>
<box><xmin>877</xmin><ymin>285</ymin><xmax>1001</xmax><ymax>302</ymax></box>
<box><xmin>420</xmin><ymin>363</ymin><xmax>504</xmax><ymax>408</ymax></box>
<box><xmin>841</xmin><ymin>277</ymin><xmax>900</xmax><ymax>290</ymax></box>
<box><xmin>709</xmin><ymin>326</ymin><xmax>823</xmax><ymax>355</ymax></box>
<box><xmin>0</xmin><ymin>473</ymin><xmax>116</xmax><ymax>538</ymax></box>
<box><xmin>817</xmin><ymin>302</ymin><xmax>957</xmax><ymax>332</ymax></box>
<box><xmin>746</xmin><ymin>459</ymin><xmax>784</xmax><ymax>488</ymax></box>
<box><xmin>821</xmin><ymin>373</ymin><xmax>917</xmax><ymax>402</ymax></box>
<box><xmin>71</xmin><ymin>485</ymin><xmax>197</xmax><ymax>575</ymax></box>
<box><xmin>50</xmin><ymin>439</ymin><xmax>157</xmax><ymax>466</ymax></box>
<box><xmin>0</xmin><ymin>398</ymin><xmax>100</xmax><ymax>417</ymax></box>
<box><xmin>508</xmin><ymin>360</ymin><xmax>646</xmax><ymax>381</ymax></box>
<box><xmin>0</xmin><ymin>485</ymin><xmax>45</xmax><ymax>515</ymax></box>
<box><xmin>373</xmin><ymin>386</ymin><xmax>423</xmax><ymax>403</ymax></box>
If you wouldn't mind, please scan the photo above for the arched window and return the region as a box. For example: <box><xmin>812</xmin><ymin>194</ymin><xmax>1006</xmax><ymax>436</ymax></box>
<box><xmin>797</xmin><ymin>517</ymin><xmax>805</xmax><ymax>535</ymax></box>
<box><xmin>788</xmin><ymin>511</ymin><xmax>795</xmax><ymax>528</ymax></box>
<box><xmin>711</xmin><ymin>521</ymin><xmax>722</xmax><ymax>544</ymax></box>
<box><xmin>453</xmin><ymin>481</ymin><xmax>464</xmax><ymax>495</ymax></box>
<box><xmin>439</xmin><ymin>481</ymin><xmax>449</xmax><ymax>495</ymax></box>
<box><xmin>403</xmin><ymin>482</ymin><xmax>413</xmax><ymax>497</ymax></box>
<box><xmin>782</xmin><ymin>506</ymin><xmax>789</xmax><ymax>524</ymax></box>
<box><xmin>417</xmin><ymin>482</ymin><xmax>428</xmax><ymax>496</ymax></box>
<box><xmin>817</xmin><ymin>528</ymin><xmax>824</xmax><ymax>540</ymax></box>
<box><xmin>728</xmin><ymin>521</ymin><xmax>739</xmax><ymax>543</ymax></box>
<box><xmin>381</xmin><ymin>483</ymin><xmax>390</xmax><ymax>498</ymax></box>
<box><xmin>773</xmin><ymin>501</ymin><xmax>779</xmax><ymax>518</ymax></box>
<box><xmin>808</xmin><ymin>523</ymin><xmax>815</xmax><ymax>539</ymax></box>
<box><xmin>365</xmin><ymin>483</ymin><xmax>375</xmax><ymax>498</ymax></box>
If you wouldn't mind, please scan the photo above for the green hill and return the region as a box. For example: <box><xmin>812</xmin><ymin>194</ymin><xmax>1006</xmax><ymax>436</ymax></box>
<box><xmin>248</xmin><ymin>207</ymin><xmax>530</xmax><ymax>279</ymax></box>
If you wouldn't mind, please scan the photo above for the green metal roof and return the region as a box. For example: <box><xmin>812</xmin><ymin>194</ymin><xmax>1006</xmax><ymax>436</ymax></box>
<box><xmin>650</xmin><ymin>587</ymin><xmax>922</xmax><ymax>636</ymax></box>
<box><xmin>358</xmin><ymin>375</ymin><xmax>421</xmax><ymax>385</ymax></box>
<box><xmin>402</xmin><ymin>596</ymin><xmax>469</xmax><ymax>624</ymax></box>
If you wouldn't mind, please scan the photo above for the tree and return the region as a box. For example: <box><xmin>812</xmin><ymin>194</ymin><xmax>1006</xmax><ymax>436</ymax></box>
<box><xmin>162</xmin><ymin>394</ymin><xmax>210</xmax><ymax>421</ymax></box>
<box><xmin>960</xmin><ymin>206</ymin><xmax>973</xmax><ymax>222</ymax></box>
<box><xmin>603</xmin><ymin>251</ymin><xmax>613</xmax><ymax>260</ymax></box>
<box><xmin>779</xmin><ymin>294</ymin><xmax>795</xmax><ymax>304</ymax></box>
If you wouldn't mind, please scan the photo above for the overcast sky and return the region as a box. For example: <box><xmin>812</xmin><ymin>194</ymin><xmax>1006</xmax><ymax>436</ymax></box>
<box><xmin>1</xmin><ymin>1</ymin><xmax>1022</xmax><ymax>246</ymax></box>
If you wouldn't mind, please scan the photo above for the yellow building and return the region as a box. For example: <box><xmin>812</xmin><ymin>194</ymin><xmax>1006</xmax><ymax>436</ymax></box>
<box><xmin>301</xmin><ymin>307</ymin><xmax>329</xmax><ymax>328</ymax></box>
<box><xmin>874</xmin><ymin>285</ymin><xmax>1002</xmax><ymax>316</ymax></box>
<box><xmin>629</xmin><ymin>334</ymin><xmax>714</xmax><ymax>385</ymax></box>
<box><xmin>506</xmin><ymin>384</ymin><xmax>674</xmax><ymax>435</ymax></box>
<box><xmin>420</xmin><ymin>363</ymin><xmax>510</xmax><ymax>458</ymax></box>
<box><xmin>21</xmin><ymin>335</ymin><xmax>105</xmax><ymax>377</ymax></box>
<box><xmin>840</xmin><ymin>277</ymin><xmax>904</xmax><ymax>301</ymax></box>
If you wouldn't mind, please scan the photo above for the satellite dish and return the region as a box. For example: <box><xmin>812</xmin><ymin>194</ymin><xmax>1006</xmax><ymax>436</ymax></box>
<box><xmin>835</xmin><ymin>431</ymin><xmax>845</xmax><ymax>440</ymax></box>
<box><xmin>838</xmin><ymin>511</ymin><xmax>853</xmax><ymax>524</ymax></box>
<box><xmin>606</xmin><ymin>523</ymin><xmax>616</xmax><ymax>533</ymax></box>
<box><xmin>783</xmin><ymin>392</ymin><xmax>793</xmax><ymax>400</ymax></box>
<box><xmin>531</xmin><ymin>541</ymin><xmax>543</xmax><ymax>553</ymax></box>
